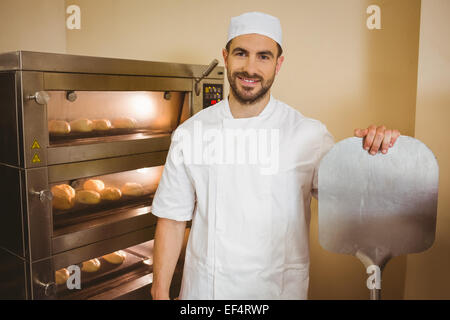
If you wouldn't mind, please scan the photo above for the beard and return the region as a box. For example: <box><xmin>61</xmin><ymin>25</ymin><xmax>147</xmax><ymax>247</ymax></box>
<box><xmin>227</xmin><ymin>69</ymin><xmax>276</xmax><ymax>105</ymax></box>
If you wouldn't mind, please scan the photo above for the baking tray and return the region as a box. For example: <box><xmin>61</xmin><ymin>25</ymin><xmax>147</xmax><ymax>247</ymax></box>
<box><xmin>127</xmin><ymin>240</ymin><xmax>154</xmax><ymax>262</ymax></box>
<box><xmin>56</xmin><ymin>248</ymin><xmax>153</xmax><ymax>299</ymax></box>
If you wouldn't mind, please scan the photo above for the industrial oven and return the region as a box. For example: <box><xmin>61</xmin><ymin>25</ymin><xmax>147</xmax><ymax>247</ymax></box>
<box><xmin>0</xmin><ymin>51</ymin><xmax>224</xmax><ymax>300</ymax></box>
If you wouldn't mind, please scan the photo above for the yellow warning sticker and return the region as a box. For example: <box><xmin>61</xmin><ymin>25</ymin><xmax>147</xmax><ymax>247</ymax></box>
<box><xmin>32</xmin><ymin>153</ymin><xmax>41</xmax><ymax>163</ymax></box>
<box><xmin>31</xmin><ymin>139</ymin><xmax>40</xmax><ymax>149</ymax></box>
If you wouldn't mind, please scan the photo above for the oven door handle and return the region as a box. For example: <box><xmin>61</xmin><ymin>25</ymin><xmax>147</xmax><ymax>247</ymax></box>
<box><xmin>27</xmin><ymin>91</ymin><xmax>50</xmax><ymax>105</ymax></box>
<box><xmin>35</xmin><ymin>278</ymin><xmax>57</xmax><ymax>297</ymax></box>
<box><xmin>30</xmin><ymin>189</ymin><xmax>53</xmax><ymax>202</ymax></box>
<box><xmin>194</xmin><ymin>59</ymin><xmax>219</xmax><ymax>96</ymax></box>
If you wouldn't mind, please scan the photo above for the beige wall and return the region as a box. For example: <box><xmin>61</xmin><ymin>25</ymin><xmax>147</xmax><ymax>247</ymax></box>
<box><xmin>2</xmin><ymin>0</ymin><xmax>446</xmax><ymax>299</ymax></box>
<box><xmin>405</xmin><ymin>0</ymin><xmax>450</xmax><ymax>299</ymax></box>
<box><xmin>0</xmin><ymin>0</ymin><xmax>66</xmax><ymax>53</ymax></box>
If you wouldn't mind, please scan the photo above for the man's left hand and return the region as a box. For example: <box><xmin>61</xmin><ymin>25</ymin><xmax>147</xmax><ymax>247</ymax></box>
<box><xmin>354</xmin><ymin>125</ymin><xmax>400</xmax><ymax>155</ymax></box>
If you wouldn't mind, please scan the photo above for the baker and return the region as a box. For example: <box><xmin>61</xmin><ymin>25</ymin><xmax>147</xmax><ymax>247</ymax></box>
<box><xmin>150</xmin><ymin>12</ymin><xmax>400</xmax><ymax>300</ymax></box>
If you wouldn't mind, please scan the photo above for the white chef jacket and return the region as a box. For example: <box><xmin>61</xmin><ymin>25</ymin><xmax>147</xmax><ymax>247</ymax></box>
<box><xmin>151</xmin><ymin>95</ymin><xmax>335</xmax><ymax>299</ymax></box>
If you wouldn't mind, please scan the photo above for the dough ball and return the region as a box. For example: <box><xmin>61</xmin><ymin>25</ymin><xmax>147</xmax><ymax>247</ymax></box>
<box><xmin>100</xmin><ymin>187</ymin><xmax>122</xmax><ymax>201</ymax></box>
<box><xmin>55</xmin><ymin>268</ymin><xmax>70</xmax><ymax>285</ymax></box>
<box><xmin>52</xmin><ymin>184</ymin><xmax>76</xmax><ymax>199</ymax></box>
<box><xmin>112</xmin><ymin>117</ymin><xmax>137</xmax><ymax>129</ymax></box>
<box><xmin>102</xmin><ymin>251</ymin><xmax>126</xmax><ymax>264</ymax></box>
<box><xmin>121</xmin><ymin>182</ymin><xmax>144</xmax><ymax>197</ymax></box>
<box><xmin>81</xmin><ymin>258</ymin><xmax>101</xmax><ymax>272</ymax></box>
<box><xmin>83</xmin><ymin>179</ymin><xmax>105</xmax><ymax>193</ymax></box>
<box><xmin>92</xmin><ymin>119</ymin><xmax>112</xmax><ymax>131</ymax></box>
<box><xmin>51</xmin><ymin>184</ymin><xmax>76</xmax><ymax>210</ymax></box>
<box><xmin>70</xmin><ymin>119</ymin><xmax>93</xmax><ymax>132</ymax></box>
<box><xmin>76</xmin><ymin>190</ymin><xmax>101</xmax><ymax>204</ymax></box>
<box><xmin>48</xmin><ymin>120</ymin><xmax>70</xmax><ymax>134</ymax></box>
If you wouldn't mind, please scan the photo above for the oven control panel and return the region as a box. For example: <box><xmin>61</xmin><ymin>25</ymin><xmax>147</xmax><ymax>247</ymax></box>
<box><xmin>203</xmin><ymin>83</ymin><xmax>223</xmax><ymax>108</ymax></box>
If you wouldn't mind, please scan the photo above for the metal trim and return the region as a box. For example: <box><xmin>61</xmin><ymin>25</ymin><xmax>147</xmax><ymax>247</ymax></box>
<box><xmin>24</xmin><ymin>167</ymin><xmax>53</xmax><ymax>261</ymax></box>
<box><xmin>47</xmin><ymin>150</ymin><xmax>168</xmax><ymax>183</ymax></box>
<box><xmin>0</xmin><ymin>51</ymin><xmax>21</xmax><ymax>71</ymax></box>
<box><xmin>44</xmin><ymin>73</ymin><xmax>193</xmax><ymax>91</ymax></box>
<box><xmin>20</xmin><ymin>71</ymin><xmax>48</xmax><ymax>168</ymax></box>
<box><xmin>0</xmin><ymin>51</ymin><xmax>224</xmax><ymax>79</ymax></box>
<box><xmin>88</xmin><ymin>272</ymin><xmax>153</xmax><ymax>300</ymax></box>
<box><xmin>47</xmin><ymin>134</ymin><xmax>171</xmax><ymax>165</ymax></box>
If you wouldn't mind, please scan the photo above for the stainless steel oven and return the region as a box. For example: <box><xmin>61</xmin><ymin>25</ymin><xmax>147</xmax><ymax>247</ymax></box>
<box><xmin>0</xmin><ymin>51</ymin><xmax>224</xmax><ymax>299</ymax></box>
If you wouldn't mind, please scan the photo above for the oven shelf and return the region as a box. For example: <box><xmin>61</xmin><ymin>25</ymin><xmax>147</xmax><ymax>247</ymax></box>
<box><xmin>52</xmin><ymin>204</ymin><xmax>157</xmax><ymax>258</ymax></box>
<box><xmin>53</xmin><ymin>195</ymin><xmax>154</xmax><ymax>230</ymax></box>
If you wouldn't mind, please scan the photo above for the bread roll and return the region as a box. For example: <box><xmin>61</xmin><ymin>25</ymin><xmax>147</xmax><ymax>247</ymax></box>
<box><xmin>102</xmin><ymin>251</ymin><xmax>126</xmax><ymax>264</ymax></box>
<box><xmin>70</xmin><ymin>119</ymin><xmax>93</xmax><ymax>132</ymax></box>
<box><xmin>83</xmin><ymin>179</ymin><xmax>105</xmax><ymax>193</ymax></box>
<box><xmin>51</xmin><ymin>184</ymin><xmax>76</xmax><ymax>210</ymax></box>
<box><xmin>112</xmin><ymin>117</ymin><xmax>137</xmax><ymax>129</ymax></box>
<box><xmin>76</xmin><ymin>190</ymin><xmax>101</xmax><ymax>204</ymax></box>
<box><xmin>92</xmin><ymin>119</ymin><xmax>112</xmax><ymax>131</ymax></box>
<box><xmin>100</xmin><ymin>187</ymin><xmax>122</xmax><ymax>201</ymax></box>
<box><xmin>48</xmin><ymin>120</ymin><xmax>70</xmax><ymax>134</ymax></box>
<box><xmin>121</xmin><ymin>182</ymin><xmax>144</xmax><ymax>196</ymax></box>
<box><xmin>81</xmin><ymin>258</ymin><xmax>101</xmax><ymax>272</ymax></box>
<box><xmin>55</xmin><ymin>268</ymin><xmax>70</xmax><ymax>285</ymax></box>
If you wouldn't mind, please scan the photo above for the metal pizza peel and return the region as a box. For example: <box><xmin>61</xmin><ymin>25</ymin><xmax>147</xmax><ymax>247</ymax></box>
<box><xmin>318</xmin><ymin>136</ymin><xmax>439</xmax><ymax>300</ymax></box>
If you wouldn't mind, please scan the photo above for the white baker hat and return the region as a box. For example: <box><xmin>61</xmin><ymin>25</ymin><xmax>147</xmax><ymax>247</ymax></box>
<box><xmin>227</xmin><ymin>12</ymin><xmax>282</xmax><ymax>47</ymax></box>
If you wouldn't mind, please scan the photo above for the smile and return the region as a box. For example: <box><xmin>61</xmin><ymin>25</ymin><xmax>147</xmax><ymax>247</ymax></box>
<box><xmin>237</xmin><ymin>76</ymin><xmax>260</xmax><ymax>86</ymax></box>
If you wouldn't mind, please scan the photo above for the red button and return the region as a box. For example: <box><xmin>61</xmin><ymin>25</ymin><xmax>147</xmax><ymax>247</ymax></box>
<box><xmin>211</xmin><ymin>100</ymin><xmax>217</xmax><ymax>105</ymax></box>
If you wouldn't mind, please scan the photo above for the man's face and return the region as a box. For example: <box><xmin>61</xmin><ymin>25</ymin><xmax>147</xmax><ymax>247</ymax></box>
<box><xmin>223</xmin><ymin>34</ymin><xmax>284</xmax><ymax>105</ymax></box>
